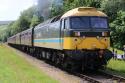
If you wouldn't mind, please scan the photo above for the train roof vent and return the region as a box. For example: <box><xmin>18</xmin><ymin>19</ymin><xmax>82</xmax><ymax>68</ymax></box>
<box><xmin>51</xmin><ymin>15</ymin><xmax>62</xmax><ymax>23</ymax></box>
<box><xmin>78</xmin><ymin>7</ymin><xmax>96</xmax><ymax>11</ymax></box>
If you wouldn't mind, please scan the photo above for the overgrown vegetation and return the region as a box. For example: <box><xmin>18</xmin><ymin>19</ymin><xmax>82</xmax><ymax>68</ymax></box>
<box><xmin>1</xmin><ymin>0</ymin><xmax>125</xmax><ymax>49</ymax></box>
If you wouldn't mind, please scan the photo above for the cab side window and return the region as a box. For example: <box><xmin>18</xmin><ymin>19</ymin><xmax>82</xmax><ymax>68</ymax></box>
<box><xmin>64</xmin><ymin>18</ymin><xmax>69</xmax><ymax>29</ymax></box>
<box><xmin>61</xmin><ymin>19</ymin><xmax>64</xmax><ymax>30</ymax></box>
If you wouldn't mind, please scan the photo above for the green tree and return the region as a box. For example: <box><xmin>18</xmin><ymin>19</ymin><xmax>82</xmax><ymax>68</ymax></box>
<box><xmin>30</xmin><ymin>15</ymin><xmax>44</xmax><ymax>27</ymax></box>
<box><xmin>0</xmin><ymin>6</ymin><xmax>43</xmax><ymax>42</ymax></box>
<box><xmin>110</xmin><ymin>11</ymin><xmax>125</xmax><ymax>49</ymax></box>
<box><xmin>101</xmin><ymin>0</ymin><xmax>125</xmax><ymax>22</ymax></box>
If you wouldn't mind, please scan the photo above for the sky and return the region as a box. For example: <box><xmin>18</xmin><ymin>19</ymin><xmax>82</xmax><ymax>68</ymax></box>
<box><xmin>0</xmin><ymin>0</ymin><xmax>37</xmax><ymax>21</ymax></box>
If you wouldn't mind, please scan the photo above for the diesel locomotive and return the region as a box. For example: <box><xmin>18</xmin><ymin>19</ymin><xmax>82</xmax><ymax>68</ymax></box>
<box><xmin>8</xmin><ymin>7</ymin><xmax>113</xmax><ymax>71</ymax></box>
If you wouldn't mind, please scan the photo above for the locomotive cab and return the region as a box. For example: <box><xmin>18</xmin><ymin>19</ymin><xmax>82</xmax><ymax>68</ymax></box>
<box><xmin>60</xmin><ymin>7</ymin><xmax>112</xmax><ymax>70</ymax></box>
<box><xmin>62</xmin><ymin>16</ymin><xmax>110</xmax><ymax>50</ymax></box>
<box><xmin>60</xmin><ymin>7</ymin><xmax>110</xmax><ymax>51</ymax></box>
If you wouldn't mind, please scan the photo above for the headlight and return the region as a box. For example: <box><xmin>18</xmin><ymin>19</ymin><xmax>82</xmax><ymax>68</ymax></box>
<box><xmin>97</xmin><ymin>36</ymin><xmax>100</xmax><ymax>39</ymax></box>
<box><xmin>74</xmin><ymin>32</ymin><xmax>80</xmax><ymax>36</ymax></box>
<box><xmin>102</xmin><ymin>32</ymin><xmax>108</xmax><ymax>36</ymax></box>
<box><xmin>83</xmin><ymin>36</ymin><xmax>86</xmax><ymax>39</ymax></box>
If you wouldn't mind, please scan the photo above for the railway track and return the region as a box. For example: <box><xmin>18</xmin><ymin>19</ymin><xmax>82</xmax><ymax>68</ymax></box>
<box><xmin>72</xmin><ymin>70</ymin><xmax>125</xmax><ymax>83</ymax></box>
<box><xmin>22</xmin><ymin>52</ymin><xmax>125</xmax><ymax>83</ymax></box>
<box><xmin>72</xmin><ymin>72</ymin><xmax>101</xmax><ymax>83</ymax></box>
<box><xmin>97</xmin><ymin>70</ymin><xmax>125</xmax><ymax>83</ymax></box>
<box><xmin>21</xmin><ymin>52</ymin><xmax>125</xmax><ymax>83</ymax></box>
<box><xmin>9</xmin><ymin>45</ymin><xmax>125</xmax><ymax>83</ymax></box>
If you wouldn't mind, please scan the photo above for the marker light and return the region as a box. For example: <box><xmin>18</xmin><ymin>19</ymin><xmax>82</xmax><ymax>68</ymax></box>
<box><xmin>75</xmin><ymin>32</ymin><xmax>80</xmax><ymax>36</ymax></box>
<box><xmin>102</xmin><ymin>32</ymin><xmax>108</xmax><ymax>36</ymax></box>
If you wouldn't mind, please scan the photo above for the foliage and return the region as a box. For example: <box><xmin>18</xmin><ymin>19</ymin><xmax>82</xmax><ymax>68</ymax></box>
<box><xmin>110</xmin><ymin>11</ymin><xmax>125</xmax><ymax>49</ymax></box>
<box><xmin>101</xmin><ymin>0</ymin><xmax>125</xmax><ymax>22</ymax></box>
<box><xmin>50</xmin><ymin>4</ymin><xmax>64</xmax><ymax>18</ymax></box>
<box><xmin>0</xmin><ymin>25</ymin><xmax>9</xmax><ymax>42</ymax></box>
<box><xmin>30</xmin><ymin>15</ymin><xmax>44</xmax><ymax>27</ymax></box>
<box><xmin>0</xmin><ymin>6</ymin><xmax>43</xmax><ymax>42</ymax></box>
<box><xmin>50</xmin><ymin>0</ymin><xmax>103</xmax><ymax>17</ymax></box>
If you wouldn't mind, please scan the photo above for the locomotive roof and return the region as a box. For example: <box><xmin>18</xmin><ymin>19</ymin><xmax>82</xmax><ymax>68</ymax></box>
<box><xmin>21</xmin><ymin>28</ymin><xmax>32</xmax><ymax>34</ymax></box>
<box><xmin>35</xmin><ymin>15</ymin><xmax>62</xmax><ymax>29</ymax></box>
<box><xmin>61</xmin><ymin>7</ymin><xmax>107</xmax><ymax>18</ymax></box>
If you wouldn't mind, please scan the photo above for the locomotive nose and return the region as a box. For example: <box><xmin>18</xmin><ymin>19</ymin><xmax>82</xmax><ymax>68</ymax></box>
<box><xmin>71</xmin><ymin>37</ymin><xmax>109</xmax><ymax>50</ymax></box>
<box><xmin>71</xmin><ymin>31</ymin><xmax>110</xmax><ymax>50</ymax></box>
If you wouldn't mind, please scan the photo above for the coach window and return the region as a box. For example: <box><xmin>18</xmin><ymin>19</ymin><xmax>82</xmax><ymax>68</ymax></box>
<box><xmin>64</xmin><ymin>18</ymin><xmax>70</xmax><ymax>29</ymax></box>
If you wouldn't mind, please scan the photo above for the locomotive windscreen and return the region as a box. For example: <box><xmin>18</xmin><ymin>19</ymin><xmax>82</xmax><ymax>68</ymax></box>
<box><xmin>70</xmin><ymin>16</ymin><xmax>108</xmax><ymax>29</ymax></box>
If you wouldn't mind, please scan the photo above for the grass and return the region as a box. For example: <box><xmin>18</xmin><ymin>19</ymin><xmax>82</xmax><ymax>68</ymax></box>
<box><xmin>0</xmin><ymin>25</ymin><xmax>8</xmax><ymax>31</ymax></box>
<box><xmin>105</xmin><ymin>47</ymin><xmax>125</xmax><ymax>77</ymax></box>
<box><xmin>107</xmin><ymin>47</ymin><xmax>125</xmax><ymax>76</ymax></box>
<box><xmin>107</xmin><ymin>59</ymin><xmax>125</xmax><ymax>77</ymax></box>
<box><xmin>0</xmin><ymin>44</ymin><xmax>58</xmax><ymax>83</ymax></box>
<box><xmin>109</xmin><ymin>47</ymin><xmax>124</xmax><ymax>55</ymax></box>
<box><xmin>1</xmin><ymin>43</ymin><xmax>125</xmax><ymax>82</ymax></box>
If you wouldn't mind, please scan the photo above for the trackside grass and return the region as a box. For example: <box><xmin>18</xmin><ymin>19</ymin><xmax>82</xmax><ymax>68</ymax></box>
<box><xmin>106</xmin><ymin>59</ymin><xmax>125</xmax><ymax>77</ymax></box>
<box><xmin>0</xmin><ymin>44</ymin><xmax>58</xmax><ymax>83</ymax></box>
<box><xmin>107</xmin><ymin>48</ymin><xmax>125</xmax><ymax>77</ymax></box>
<box><xmin>109</xmin><ymin>47</ymin><xmax>124</xmax><ymax>55</ymax></box>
